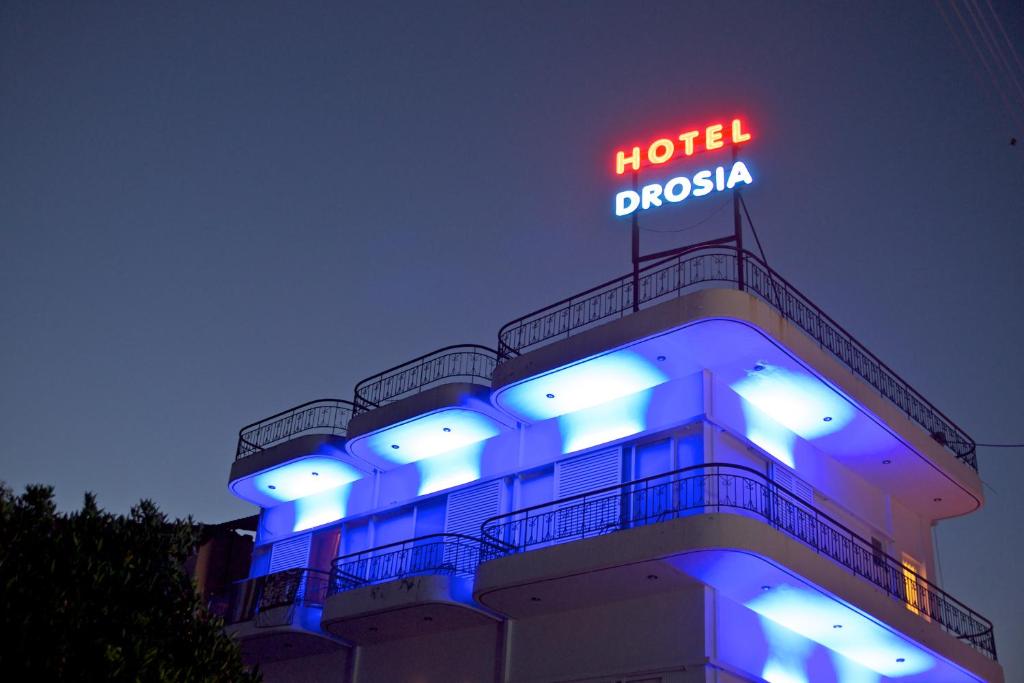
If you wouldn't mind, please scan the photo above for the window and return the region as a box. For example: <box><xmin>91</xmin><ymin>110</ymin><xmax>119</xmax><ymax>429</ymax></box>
<box><xmin>901</xmin><ymin>553</ymin><xmax>930</xmax><ymax>620</ymax></box>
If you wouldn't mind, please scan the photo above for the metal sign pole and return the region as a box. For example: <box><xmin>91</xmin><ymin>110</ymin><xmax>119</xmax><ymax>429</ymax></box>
<box><xmin>631</xmin><ymin>170</ymin><xmax>640</xmax><ymax>312</ymax></box>
<box><xmin>733</xmin><ymin>144</ymin><xmax>744</xmax><ymax>291</ymax></box>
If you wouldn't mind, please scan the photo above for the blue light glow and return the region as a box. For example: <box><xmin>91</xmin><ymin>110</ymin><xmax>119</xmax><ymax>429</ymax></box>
<box><xmin>730</xmin><ymin>363</ymin><xmax>855</xmax><ymax>441</ymax></box>
<box><xmin>236</xmin><ymin>456</ymin><xmax>364</xmax><ymax>504</ymax></box>
<box><xmin>745</xmin><ymin>585</ymin><xmax>936</xmax><ymax>677</ymax></box>
<box><xmin>496</xmin><ymin>350</ymin><xmax>668</xmax><ymax>422</ymax></box>
<box><xmin>416</xmin><ymin>442</ymin><xmax>485</xmax><ymax>496</ymax></box>
<box><xmin>830</xmin><ymin>652</ymin><xmax>881</xmax><ymax>683</ymax></box>
<box><xmin>293</xmin><ymin>482</ymin><xmax>353</xmax><ymax>532</ymax></box>
<box><xmin>559</xmin><ymin>389</ymin><xmax>652</xmax><ymax>453</ymax></box>
<box><xmin>759</xmin><ymin>617</ymin><xmax>813</xmax><ymax>683</ymax></box>
<box><xmin>740</xmin><ymin>400</ymin><xmax>797</xmax><ymax>468</ymax></box>
<box><xmin>762</xmin><ymin>661</ymin><xmax>809</xmax><ymax>683</ymax></box>
<box><xmin>362</xmin><ymin>408</ymin><xmax>501</xmax><ymax>464</ymax></box>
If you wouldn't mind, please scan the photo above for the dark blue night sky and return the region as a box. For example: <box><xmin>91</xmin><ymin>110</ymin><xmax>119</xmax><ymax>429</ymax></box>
<box><xmin>2</xmin><ymin>1</ymin><xmax>1021</xmax><ymax>677</ymax></box>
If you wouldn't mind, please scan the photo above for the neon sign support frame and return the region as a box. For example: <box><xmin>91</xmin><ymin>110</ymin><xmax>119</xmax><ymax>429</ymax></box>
<box><xmin>621</xmin><ymin>124</ymin><xmax>752</xmax><ymax>313</ymax></box>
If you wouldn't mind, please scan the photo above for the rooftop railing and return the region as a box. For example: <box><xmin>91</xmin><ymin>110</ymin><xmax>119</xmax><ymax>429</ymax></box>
<box><xmin>496</xmin><ymin>245</ymin><xmax>977</xmax><ymax>470</ymax></box>
<box><xmin>479</xmin><ymin>462</ymin><xmax>996</xmax><ymax>660</ymax></box>
<box><xmin>235</xmin><ymin>399</ymin><xmax>354</xmax><ymax>461</ymax></box>
<box><xmin>208</xmin><ymin>568</ymin><xmax>331</xmax><ymax>627</ymax></box>
<box><xmin>352</xmin><ymin>344</ymin><xmax>498</xmax><ymax>414</ymax></box>
<box><xmin>327</xmin><ymin>533</ymin><xmax>500</xmax><ymax>595</ymax></box>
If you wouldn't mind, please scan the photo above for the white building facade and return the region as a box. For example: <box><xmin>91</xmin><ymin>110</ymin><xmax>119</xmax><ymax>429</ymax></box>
<box><xmin>211</xmin><ymin>246</ymin><xmax>1002</xmax><ymax>683</ymax></box>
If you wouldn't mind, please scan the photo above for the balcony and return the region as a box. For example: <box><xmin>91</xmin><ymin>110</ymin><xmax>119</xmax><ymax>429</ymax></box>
<box><xmin>321</xmin><ymin>533</ymin><xmax>500</xmax><ymax>643</ymax></box>
<box><xmin>474</xmin><ymin>463</ymin><xmax>997</xmax><ymax>680</ymax></box>
<box><xmin>209</xmin><ymin>568</ymin><xmax>346</xmax><ymax>664</ymax></box>
<box><xmin>229</xmin><ymin>399</ymin><xmax>370</xmax><ymax>507</ymax></box>
<box><xmin>345</xmin><ymin>346</ymin><xmax>513</xmax><ymax>481</ymax></box>
<box><xmin>495</xmin><ymin>245</ymin><xmax>978</xmax><ymax>472</ymax></box>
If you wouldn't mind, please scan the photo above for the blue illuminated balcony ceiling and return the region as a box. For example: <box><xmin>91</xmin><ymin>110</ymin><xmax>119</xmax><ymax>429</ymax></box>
<box><xmin>230</xmin><ymin>452</ymin><xmax>371</xmax><ymax>508</ymax></box>
<box><xmin>491</xmin><ymin>312</ymin><xmax>981</xmax><ymax>517</ymax></box>
<box><xmin>677</xmin><ymin>550</ymin><xmax>983</xmax><ymax>682</ymax></box>
<box><xmin>345</xmin><ymin>404</ymin><xmax>513</xmax><ymax>472</ymax></box>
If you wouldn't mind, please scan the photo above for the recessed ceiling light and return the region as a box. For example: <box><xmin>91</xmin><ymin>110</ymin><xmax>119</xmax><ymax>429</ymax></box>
<box><xmin>761</xmin><ymin>585</ymin><xmax>771</xmax><ymax>591</ymax></box>
<box><xmin>882</xmin><ymin>459</ymin><xmax>892</xmax><ymax>465</ymax></box>
<box><xmin>823</xmin><ymin>416</ymin><xmax>833</xmax><ymax>422</ymax></box>
<box><xmin>311</xmin><ymin>472</ymin><xmax>319</xmax><ymax>476</ymax></box>
<box><xmin>391</xmin><ymin>444</ymin><xmax>400</xmax><ymax>449</ymax></box>
<box><xmin>896</xmin><ymin>658</ymin><xmax>905</xmax><ymax>663</ymax></box>
<box><xmin>647</xmin><ymin>574</ymin><xmax>658</xmax><ymax>580</ymax></box>
<box><xmin>833</xmin><ymin>624</ymin><xmax>843</xmax><ymax>629</ymax></box>
<box><xmin>753</xmin><ymin>364</ymin><xmax>765</xmax><ymax>372</ymax></box>
<box><xmin>530</xmin><ymin>596</ymin><xmax>541</xmax><ymax>602</ymax></box>
<box><xmin>267</xmin><ymin>485</ymin><xmax>276</xmax><ymax>490</ymax></box>
<box><xmin>442</xmin><ymin>427</ymin><xmax>451</xmax><ymax>432</ymax></box>
<box><xmin>545</xmin><ymin>393</ymin><xmax>555</xmax><ymax>399</ymax></box>
<box><xmin>656</xmin><ymin>355</ymin><xmax>666</xmax><ymax>362</ymax></box>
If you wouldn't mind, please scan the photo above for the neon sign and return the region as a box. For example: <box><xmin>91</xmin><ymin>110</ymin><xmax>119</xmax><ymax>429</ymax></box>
<box><xmin>613</xmin><ymin>117</ymin><xmax>754</xmax><ymax>217</ymax></box>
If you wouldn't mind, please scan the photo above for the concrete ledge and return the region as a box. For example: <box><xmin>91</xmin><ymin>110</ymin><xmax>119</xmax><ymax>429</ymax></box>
<box><xmin>226</xmin><ymin>605</ymin><xmax>348</xmax><ymax>665</ymax></box>
<box><xmin>229</xmin><ymin>434</ymin><xmax>349</xmax><ymax>483</ymax></box>
<box><xmin>347</xmin><ymin>383</ymin><xmax>493</xmax><ymax>440</ymax></box>
<box><xmin>321</xmin><ymin>574</ymin><xmax>499</xmax><ymax>644</ymax></box>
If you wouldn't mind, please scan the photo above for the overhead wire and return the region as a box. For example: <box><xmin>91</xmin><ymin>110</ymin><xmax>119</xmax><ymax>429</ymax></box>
<box><xmin>939</xmin><ymin>0</ymin><xmax>1024</xmax><ymax>133</ymax></box>
<box><xmin>983</xmin><ymin>0</ymin><xmax>1024</xmax><ymax>76</ymax></box>
<box><xmin>965</xmin><ymin>0</ymin><xmax>1024</xmax><ymax>109</ymax></box>
<box><xmin>638</xmin><ymin>198</ymin><xmax>729</xmax><ymax>234</ymax></box>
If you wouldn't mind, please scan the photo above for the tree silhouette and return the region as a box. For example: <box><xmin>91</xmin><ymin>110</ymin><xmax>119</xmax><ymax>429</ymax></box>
<box><xmin>0</xmin><ymin>483</ymin><xmax>260</xmax><ymax>682</ymax></box>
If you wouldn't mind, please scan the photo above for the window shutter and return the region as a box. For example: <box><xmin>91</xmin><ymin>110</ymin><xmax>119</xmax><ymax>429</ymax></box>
<box><xmin>773</xmin><ymin>465</ymin><xmax>813</xmax><ymax>505</ymax></box>
<box><xmin>554</xmin><ymin>448</ymin><xmax>623</xmax><ymax>539</ymax></box>
<box><xmin>268</xmin><ymin>533</ymin><xmax>312</xmax><ymax>574</ymax></box>
<box><xmin>556</xmin><ymin>448</ymin><xmax>621</xmax><ymax>499</ymax></box>
<box><xmin>445</xmin><ymin>480</ymin><xmax>502</xmax><ymax>538</ymax></box>
<box><xmin>444</xmin><ymin>480</ymin><xmax>502</xmax><ymax>573</ymax></box>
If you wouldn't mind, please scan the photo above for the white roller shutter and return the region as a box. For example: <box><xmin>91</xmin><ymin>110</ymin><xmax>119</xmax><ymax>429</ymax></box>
<box><xmin>445</xmin><ymin>479</ymin><xmax>502</xmax><ymax>538</ymax></box>
<box><xmin>556</xmin><ymin>447</ymin><xmax>622</xmax><ymax>498</ymax></box>
<box><xmin>268</xmin><ymin>533</ymin><xmax>312</xmax><ymax>574</ymax></box>
<box><xmin>444</xmin><ymin>480</ymin><xmax>503</xmax><ymax>572</ymax></box>
<box><xmin>555</xmin><ymin>448</ymin><xmax>623</xmax><ymax>539</ymax></box>
<box><xmin>772</xmin><ymin>465</ymin><xmax>813</xmax><ymax>505</ymax></box>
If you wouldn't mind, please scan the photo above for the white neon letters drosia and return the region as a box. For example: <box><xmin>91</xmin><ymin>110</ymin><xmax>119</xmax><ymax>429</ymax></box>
<box><xmin>614</xmin><ymin>160</ymin><xmax>753</xmax><ymax>217</ymax></box>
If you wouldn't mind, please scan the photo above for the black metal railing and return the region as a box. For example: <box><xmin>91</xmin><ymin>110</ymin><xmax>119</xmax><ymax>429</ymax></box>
<box><xmin>236</xmin><ymin>399</ymin><xmax>354</xmax><ymax>460</ymax></box>
<box><xmin>479</xmin><ymin>462</ymin><xmax>996</xmax><ymax>660</ymax></box>
<box><xmin>352</xmin><ymin>345</ymin><xmax>498</xmax><ymax>413</ymax></box>
<box><xmin>208</xmin><ymin>568</ymin><xmax>331</xmax><ymax>627</ymax></box>
<box><xmin>496</xmin><ymin>245</ymin><xmax>977</xmax><ymax>470</ymax></box>
<box><xmin>327</xmin><ymin>533</ymin><xmax>499</xmax><ymax>595</ymax></box>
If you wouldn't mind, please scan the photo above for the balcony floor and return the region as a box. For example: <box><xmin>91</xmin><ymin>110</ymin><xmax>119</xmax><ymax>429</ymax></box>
<box><xmin>321</xmin><ymin>574</ymin><xmax>499</xmax><ymax>644</ymax></box>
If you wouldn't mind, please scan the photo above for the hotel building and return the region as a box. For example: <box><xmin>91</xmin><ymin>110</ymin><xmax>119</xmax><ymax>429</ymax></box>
<box><xmin>206</xmin><ymin>245</ymin><xmax>1002</xmax><ymax>683</ymax></box>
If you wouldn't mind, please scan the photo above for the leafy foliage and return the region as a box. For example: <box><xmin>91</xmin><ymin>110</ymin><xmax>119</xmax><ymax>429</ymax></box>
<box><xmin>0</xmin><ymin>483</ymin><xmax>260</xmax><ymax>682</ymax></box>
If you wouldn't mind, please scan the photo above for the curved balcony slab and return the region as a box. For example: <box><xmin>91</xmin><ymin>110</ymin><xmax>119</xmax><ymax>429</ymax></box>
<box><xmin>475</xmin><ymin>513</ymin><xmax>1001</xmax><ymax>683</ymax></box>
<box><xmin>226</xmin><ymin>605</ymin><xmax>348</xmax><ymax>664</ymax></box>
<box><xmin>345</xmin><ymin>384</ymin><xmax>514</xmax><ymax>471</ymax></box>
<box><xmin>492</xmin><ymin>288</ymin><xmax>983</xmax><ymax>519</ymax></box>
<box><xmin>321</xmin><ymin>574</ymin><xmax>498</xmax><ymax>644</ymax></box>
<box><xmin>229</xmin><ymin>436</ymin><xmax>372</xmax><ymax>507</ymax></box>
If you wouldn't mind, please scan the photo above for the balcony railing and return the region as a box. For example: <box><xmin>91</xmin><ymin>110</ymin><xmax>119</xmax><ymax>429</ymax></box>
<box><xmin>352</xmin><ymin>345</ymin><xmax>498</xmax><ymax>414</ymax></box>
<box><xmin>236</xmin><ymin>399</ymin><xmax>354</xmax><ymax>461</ymax></box>
<box><xmin>496</xmin><ymin>245</ymin><xmax>977</xmax><ymax>471</ymax></box>
<box><xmin>328</xmin><ymin>533</ymin><xmax>500</xmax><ymax>595</ymax></box>
<box><xmin>208</xmin><ymin>568</ymin><xmax>331</xmax><ymax>627</ymax></box>
<box><xmin>479</xmin><ymin>463</ymin><xmax>996</xmax><ymax>660</ymax></box>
